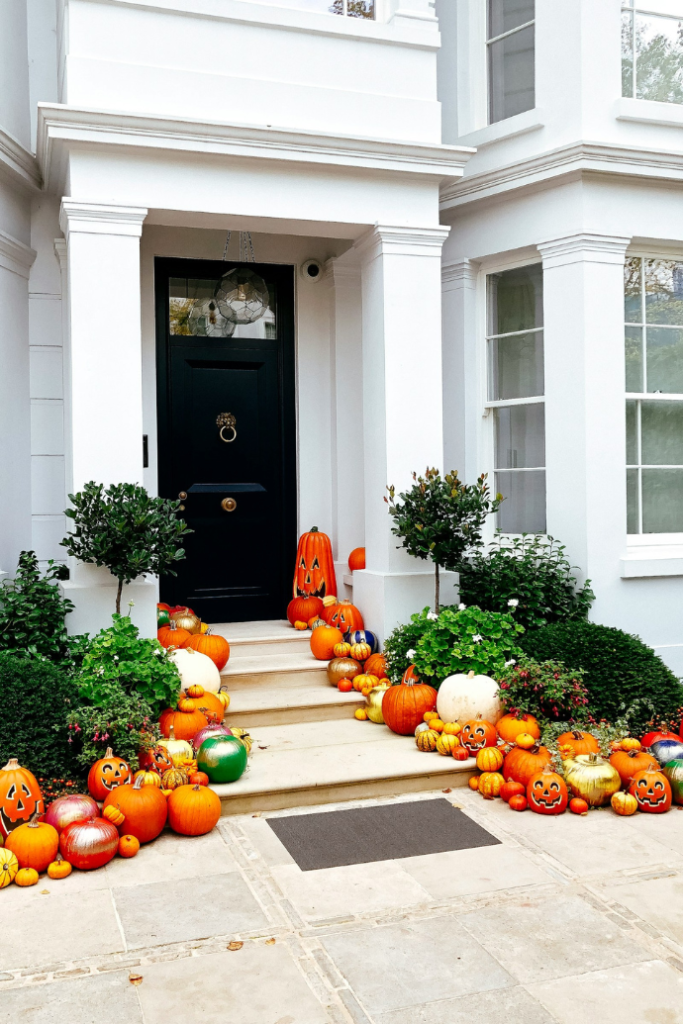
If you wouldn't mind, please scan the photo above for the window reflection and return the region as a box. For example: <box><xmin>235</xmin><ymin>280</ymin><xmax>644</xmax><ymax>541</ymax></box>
<box><xmin>169</xmin><ymin>275</ymin><xmax>277</xmax><ymax>340</ymax></box>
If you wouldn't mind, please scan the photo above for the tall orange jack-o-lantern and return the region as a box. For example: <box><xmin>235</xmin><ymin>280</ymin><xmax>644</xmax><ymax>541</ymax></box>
<box><xmin>0</xmin><ymin>759</ymin><xmax>45</xmax><ymax>840</ymax></box>
<box><xmin>293</xmin><ymin>527</ymin><xmax>337</xmax><ymax>601</ymax></box>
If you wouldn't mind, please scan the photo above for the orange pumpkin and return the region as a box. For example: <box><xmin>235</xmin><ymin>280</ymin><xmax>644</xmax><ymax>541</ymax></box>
<box><xmin>103</xmin><ymin>775</ymin><xmax>168</xmax><ymax>843</ymax></box>
<box><xmin>323</xmin><ymin>600</ymin><xmax>364</xmax><ymax>634</ymax></box>
<box><xmin>183</xmin><ymin>630</ymin><xmax>231</xmax><ymax>670</ymax></box>
<box><xmin>310</xmin><ymin>624</ymin><xmax>344</xmax><ymax>661</ymax></box>
<box><xmin>500</xmin><ymin>779</ymin><xmax>525</xmax><ymax>803</ymax></box>
<box><xmin>287</xmin><ymin>595</ymin><xmax>324</xmax><ymax>627</ymax></box>
<box><xmin>526</xmin><ymin>767</ymin><xmax>568</xmax><ymax>816</ymax></box>
<box><xmin>6</xmin><ymin>816</ymin><xmax>59</xmax><ymax>872</ymax></box>
<box><xmin>629</xmin><ymin>766</ymin><xmax>672</xmax><ymax>813</ymax></box>
<box><xmin>192</xmin><ymin>690</ymin><xmax>226</xmax><ymax>724</ymax></box>
<box><xmin>496</xmin><ymin>713</ymin><xmax>541</xmax><ymax>744</ymax></box>
<box><xmin>87</xmin><ymin>748</ymin><xmax>132</xmax><ymax>802</ymax></box>
<box><xmin>557</xmin><ymin>730</ymin><xmax>600</xmax><ymax>757</ymax></box>
<box><xmin>159</xmin><ymin>703</ymin><xmax>209</xmax><ymax>743</ymax></box>
<box><xmin>382</xmin><ymin>679</ymin><xmax>437</xmax><ymax>736</ymax></box>
<box><xmin>138</xmin><ymin>745</ymin><xmax>174</xmax><ymax>774</ymax></box>
<box><xmin>609</xmin><ymin>748</ymin><xmax>659</xmax><ymax>787</ymax></box>
<box><xmin>293</xmin><ymin>527</ymin><xmax>337</xmax><ymax>600</ymax></box>
<box><xmin>502</xmin><ymin>744</ymin><xmax>553</xmax><ymax>788</ymax></box>
<box><xmin>0</xmin><ymin>758</ymin><xmax>44</xmax><ymax>840</ymax></box>
<box><xmin>337</xmin><ymin>678</ymin><xmax>354</xmax><ymax>693</ymax></box>
<box><xmin>47</xmin><ymin>855</ymin><xmax>72</xmax><ymax>879</ymax></box>
<box><xmin>189</xmin><ymin>771</ymin><xmax>209</xmax><ymax>786</ymax></box>
<box><xmin>168</xmin><ymin>784</ymin><xmax>221</xmax><ymax>836</ymax></box>
<box><xmin>15</xmin><ymin>867</ymin><xmax>39</xmax><ymax>887</ymax></box>
<box><xmin>460</xmin><ymin>718</ymin><xmax>498</xmax><ymax>756</ymax></box>
<box><xmin>295</xmin><ymin>621</ymin><xmax>308</xmax><ymax>630</ymax></box>
<box><xmin>157</xmin><ymin>622</ymin><xmax>192</xmax><ymax>649</ymax></box>
<box><xmin>348</xmin><ymin>547</ymin><xmax>365</xmax><ymax>571</ymax></box>
<box><xmin>364</xmin><ymin>653</ymin><xmax>387</xmax><ymax>679</ymax></box>
<box><xmin>118</xmin><ymin>835</ymin><xmax>140</xmax><ymax>858</ymax></box>
<box><xmin>569</xmin><ymin>797</ymin><xmax>589</xmax><ymax>815</ymax></box>
<box><xmin>620</xmin><ymin>737</ymin><xmax>642</xmax><ymax>752</ymax></box>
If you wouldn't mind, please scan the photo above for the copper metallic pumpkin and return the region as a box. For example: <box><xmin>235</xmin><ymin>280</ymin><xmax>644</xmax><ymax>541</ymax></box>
<box><xmin>0</xmin><ymin>758</ymin><xmax>44</xmax><ymax>840</ymax></box>
<box><xmin>87</xmin><ymin>748</ymin><xmax>132</xmax><ymax>802</ymax></box>
<box><xmin>59</xmin><ymin>817</ymin><xmax>119</xmax><ymax>870</ymax></box>
<box><xmin>293</xmin><ymin>527</ymin><xmax>337</xmax><ymax>600</ymax></box>
<box><xmin>327</xmin><ymin>657</ymin><xmax>362</xmax><ymax>686</ymax></box>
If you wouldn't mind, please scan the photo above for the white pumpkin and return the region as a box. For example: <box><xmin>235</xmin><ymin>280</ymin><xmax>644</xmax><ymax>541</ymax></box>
<box><xmin>436</xmin><ymin>670</ymin><xmax>502</xmax><ymax>725</ymax></box>
<box><xmin>168</xmin><ymin>647</ymin><xmax>221</xmax><ymax>693</ymax></box>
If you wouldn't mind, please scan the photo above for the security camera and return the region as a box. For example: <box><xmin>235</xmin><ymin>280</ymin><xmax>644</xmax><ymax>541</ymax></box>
<box><xmin>301</xmin><ymin>259</ymin><xmax>323</xmax><ymax>282</ymax></box>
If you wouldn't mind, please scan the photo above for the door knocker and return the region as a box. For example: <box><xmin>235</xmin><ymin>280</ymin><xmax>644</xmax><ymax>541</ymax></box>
<box><xmin>216</xmin><ymin>412</ymin><xmax>237</xmax><ymax>443</ymax></box>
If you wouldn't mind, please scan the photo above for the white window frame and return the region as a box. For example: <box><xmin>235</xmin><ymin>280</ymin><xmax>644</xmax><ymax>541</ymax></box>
<box><xmin>482</xmin><ymin>254</ymin><xmax>546</xmax><ymax>537</ymax></box>
<box><xmin>625</xmin><ymin>250</ymin><xmax>683</xmax><ymax>543</ymax></box>
<box><xmin>621</xmin><ymin>1</ymin><xmax>683</xmax><ymax>102</ymax></box>
<box><xmin>243</xmin><ymin>0</ymin><xmax>380</xmax><ymax>18</ymax></box>
<box><xmin>486</xmin><ymin>0</ymin><xmax>536</xmax><ymax>126</ymax></box>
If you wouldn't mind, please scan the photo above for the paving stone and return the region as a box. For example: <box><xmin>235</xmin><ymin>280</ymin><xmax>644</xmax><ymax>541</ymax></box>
<box><xmin>459</xmin><ymin>894</ymin><xmax>649</xmax><ymax>985</ymax></box>
<box><xmin>321</xmin><ymin>917</ymin><xmax>513</xmax><ymax>1014</ymax></box>
<box><xmin>0</xmin><ymin>888</ymin><xmax>124</xmax><ymax>973</ymax></box>
<box><xmin>373</xmin><ymin>986</ymin><xmax>554</xmax><ymax>1024</ymax></box>
<box><xmin>527</xmin><ymin>959</ymin><xmax>683</xmax><ymax>1023</ymax></box>
<box><xmin>136</xmin><ymin>944</ymin><xmax>329</xmax><ymax>1024</ymax></box>
<box><xmin>104</xmin><ymin>829</ymin><xmax>238</xmax><ymax>888</ymax></box>
<box><xmin>400</xmin><ymin>843</ymin><xmax>553</xmax><ymax>899</ymax></box>
<box><xmin>0</xmin><ymin>970</ymin><xmax>142</xmax><ymax>1024</ymax></box>
<box><xmin>600</xmin><ymin>871</ymin><xmax>683</xmax><ymax>946</ymax></box>
<box><xmin>113</xmin><ymin>872</ymin><xmax>268</xmax><ymax>950</ymax></box>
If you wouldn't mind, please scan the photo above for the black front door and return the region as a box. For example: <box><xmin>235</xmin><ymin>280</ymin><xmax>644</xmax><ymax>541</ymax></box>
<box><xmin>155</xmin><ymin>257</ymin><xmax>296</xmax><ymax>623</ymax></box>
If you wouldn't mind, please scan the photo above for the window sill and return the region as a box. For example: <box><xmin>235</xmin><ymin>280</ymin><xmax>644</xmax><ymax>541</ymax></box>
<box><xmin>457</xmin><ymin>109</ymin><xmax>544</xmax><ymax>150</ymax></box>
<box><xmin>616</xmin><ymin>97</ymin><xmax>683</xmax><ymax>129</ymax></box>
<box><xmin>620</xmin><ymin>545</ymin><xmax>683</xmax><ymax>577</ymax></box>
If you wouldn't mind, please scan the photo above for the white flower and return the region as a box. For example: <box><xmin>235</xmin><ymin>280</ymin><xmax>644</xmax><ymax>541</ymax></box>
<box><xmin>406</xmin><ymin>648</ymin><xmax>416</xmax><ymax>659</ymax></box>
<box><xmin>507</xmin><ymin>598</ymin><xmax>519</xmax><ymax>608</ymax></box>
<box><xmin>458</xmin><ymin>603</ymin><xmax>467</xmax><ymax>611</ymax></box>
<box><xmin>472</xmin><ymin>634</ymin><xmax>483</xmax><ymax>643</ymax></box>
<box><xmin>427</xmin><ymin>611</ymin><xmax>438</xmax><ymax>621</ymax></box>
<box><xmin>505</xmin><ymin>659</ymin><xmax>516</xmax><ymax>667</ymax></box>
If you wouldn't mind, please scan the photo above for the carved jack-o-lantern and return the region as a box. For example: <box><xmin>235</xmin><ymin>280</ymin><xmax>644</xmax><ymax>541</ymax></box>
<box><xmin>460</xmin><ymin>717</ymin><xmax>498</xmax><ymax>756</ymax></box>
<box><xmin>293</xmin><ymin>528</ymin><xmax>337</xmax><ymax>600</ymax></box>
<box><xmin>87</xmin><ymin>748</ymin><xmax>132</xmax><ymax>802</ymax></box>
<box><xmin>527</xmin><ymin>768</ymin><xmax>568</xmax><ymax>816</ymax></box>
<box><xmin>0</xmin><ymin>759</ymin><xmax>44</xmax><ymax>840</ymax></box>
<box><xmin>138</xmin><ymin>745</ymin><xmax>174</xmax><ymax>774</ymax></box>
<box><xmin>629</xmin><ymin>767</ymin><xmax>672</xmax><ymax>814</ymax></box>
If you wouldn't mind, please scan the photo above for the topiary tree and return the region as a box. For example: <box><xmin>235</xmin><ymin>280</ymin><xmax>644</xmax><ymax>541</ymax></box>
<box><xmin>519</xmin><ymin>621</ymin><xmax>683</xmax><ymax>736</ymax></box>
<box><xmin>386</xmin><ymin>469</ymin><xmax>501</xmax><ymax>612</ymax></box>
<box><xmin>61</xmin><ymin>481</ymin><xmax>192</xmax><ymax>613</ymax></box>
<box><xmin>0</xmin><ymin>551</ymin><xmax>73</xmax><ymax>659</ymax></box>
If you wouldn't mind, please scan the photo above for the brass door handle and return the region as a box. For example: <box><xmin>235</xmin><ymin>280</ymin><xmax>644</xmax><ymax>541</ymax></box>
<box><xmin>216</xmin><ymin>412</ymin><xmax>237</xmax><ymax>443</ymax></box>
<box><xmin>221</xmin><ymin>497</ymin><xmax>237</xmax><ymax>512</ymax></box>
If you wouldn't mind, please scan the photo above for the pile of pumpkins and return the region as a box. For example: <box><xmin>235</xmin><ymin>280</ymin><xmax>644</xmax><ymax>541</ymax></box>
<box><xmin>157</xmin><ymin>603</ymin><xmax>231</xmax><ymax>672</ymax></box>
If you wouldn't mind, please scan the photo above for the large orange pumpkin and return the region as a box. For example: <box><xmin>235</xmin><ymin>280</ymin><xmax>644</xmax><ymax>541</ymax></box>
<box><xmin>557</xmin><ymin>730</ymin><xmax>600</xmax><ymax>757</ymax></box>
<box><xmin>526</xmin><ymin>768</ymin><xmax>568</xmax><ymax>816</ymax></box>
<box><xmin>192</xmin><ymin>690</ymin><xmax>226</xmax><ymax>723</ymax></box>
<box><xmin>460</xmin><ymin>718</ymin><xmax>498</xmax><ymax>755</ymax></box>
<box><xmin>157</xmin><ymin>622</ymin><xmax>192</xmax><ymax>649</ymax></box>
<box><xmin>168</xmin><ymin>784</ymin><xmax>221</xmax><ymax>836</ymax></box>
<box><xmin>6</xmin><ymin>817</ymin><xmax>59</xmax><ymax>872</ymax></box>
<box><xmin>382</xmin><ymin>680</ymin><xmax>437</xmax><ymax>736</ymax></box>
<box><xmin>323</xmin><ymin>600</ymin><xmax>364</xmax><ymax>634</ymax></box>
<box><xmin>502</xmin><ymin>744</ymin><xmax>553</xmax><ymax>787</ymax></box>
<box><xmin>629</xmin><ymin>766</ymin><xmax>672</xmax><ymax>813</ymax></box>
<box><xmin>0</xmin><ymin>758</ymin><xmax>44</xmax><ymax>840</ymax></box>
<box><xmin>609</xmin><ymin>748</ymin><xmax>659</xmax><ymax>786</ymax></box>
<box><xmin>293</xmin><ymin>527</ymin><xmax>337</xmax><ymax>600</ymax></box>
<box><xmin>348</xmin><ymin>547</ymin><xmax>366</xmax><ymax>571</ymax></box>
<box><xmin>103</xmin><ymin>775</ymin><xmax>168</xmax><ymax>843</ymax></box>
<box><xmin>496</xmin><ymin>713</ymin><xmax>541</xmax><ymax>745</ymax></box>
<box><xmin>87</xmin><ymin>748</ymin><xmax>132</xmax><ymax>802</ymax></box>
<box><xmin>159</xmin><ymin>702</ymin><xmax>209</xmax><ymax>743</ymax></box>
<box><xmin>183</xmin><ymin>630</ymin><xmax>230</xmax><ymax>671</ymax></box>
<box><xmin>310</xmin><ymin>624</ymin><xmax>344</xmax><ymax>661</ymax></box>
<box><xmin>364</xmin><ymin>653</ymin><xmax>387</xmax><ymax>679</ymax></box>
<box><xmin>287</xmin><ymin>595</ymin><xmax>324</xmax><ymax>627</ymax></box>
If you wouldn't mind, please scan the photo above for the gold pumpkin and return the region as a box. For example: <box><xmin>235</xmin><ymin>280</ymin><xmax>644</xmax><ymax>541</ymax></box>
<box><xmin>476</xmin><ymin>746</ymin><xmax>505</xmax><ymax>773</ymax></box>
<box><xmin>365</xmin><ymin>683</ymin><xmax>390</xmax><ymax>724</ymax></box>
<box><xmin>157</xmin><ymin>725</ymin><xmax>193</xmax><ymax>766</ymax></box>
<box><xmin>563</xmin><ymin>753</ymin><xmax>622</xmax><ymax>807</ymax></box>
<box><xmin>171</xmin><ymin>609</ymin><xmax>202</xmax><ymax>634</ymax></box>
<box><xmin>416</xmin><ymin>729</ymin><xmax>440</xmax><ymax>752</ymax></box>
<box><xmin>479</xmin><ymin>771</ymin><xmax>505</xmax><ymax>799</ymax></box>
<box><xmin>436</xmin><ymin>734</ymin><xmax>460</xmax><ymax>756</ymax></box>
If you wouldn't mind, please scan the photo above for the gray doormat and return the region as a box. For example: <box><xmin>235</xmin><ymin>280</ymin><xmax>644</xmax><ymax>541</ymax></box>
<box><xmin>266</xmin><ymin>798</ymin><xmax>500</xmax><ymax>871</ymax></box>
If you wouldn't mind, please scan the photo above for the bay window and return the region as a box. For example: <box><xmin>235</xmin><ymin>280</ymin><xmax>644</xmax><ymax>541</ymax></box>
<box><xmin>487</xmin><ymin>0</ymin><xmax>535</xmax><ymax>124</ymax></box>
<box><xmin>622</xmin><ymin>1</ymin><xmax>683</xmax><ymax>103</ymax></box>
<box><xmin>625</xmin><ymin>256</ymin><xmax>683</xmax><ymax>533</ymax></box>
<box><xmin>487</xmin><ymin>264</ymin><xmax>546</xmax><ymax>533</ymax></box>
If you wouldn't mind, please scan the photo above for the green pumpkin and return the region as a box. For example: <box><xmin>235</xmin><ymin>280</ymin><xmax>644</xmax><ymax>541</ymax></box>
<box><xmin>663</xmin><ymin>759</ymin><xmax>683</xmax><ymax>805</ymax></box>
<box><xmin>197</xmin><ymin>735</ymin><xmax>247</xmax><ymax>784</ymax></box>
<box><xmin>157</xmin><ymin>608</ymin><xmax>170</xmax><ymax>628</ymax></box>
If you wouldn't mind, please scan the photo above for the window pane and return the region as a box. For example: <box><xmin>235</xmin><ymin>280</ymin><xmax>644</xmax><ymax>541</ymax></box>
<box><xmin>346</xmin><ymin>0</ymin><xmax>374</xmax><ymax>17</ymax></box>
<box><xmin>644</xmin><ymin>259</ymin><xmax>683</xmax><ymax>324</ymax></box>
<box><xmin>647</xmin><ymin>327</ymin><xmax>683</xmax><ymax>392</ymax></box>
<box><xmin>487</xmin><ymin>0</ymin><xmax>534</xmax><ymax>39</ymax></box>
<box><xmin>489</xmin><ymin>332</ymin><xmax>544</xmax><ymax>400</ymax></box>
<box><xmin>488</xmin><ymin>264</ymin><xmax>543</xmax><ymax>335</ymax></box>
<box><xmin>625</xmin><ymin>327</ymin><xmax>644</xmax><ymax>391</ymax></box>
<box><xmin>626</xmin><ymin>400</ymin><xmax>638</xmax><ymax>463</ymax></box>
<box><xmin>488</xmin><ymin>25</ymin><xmax>535</xmax><ymax>123</ymax></box>
<box><xmin>169</xmin><ymin>274</ymin><xmax>276</xmax><ymax>339</ymax></box>
<box><xmin>495</xmin><ymin>404</ymin><xmax>545</xmax><ymax>468</ymax></box>
<box><xmin>496</xmin><ymin>470</ymin><xmax>546</xmax><ymax>533</ymax></box>
<box><xmin>635</xmin><ymin>13</ymin><xmax>683</xmax><ymax>104</ymax></box>
<box><xmin>640</xmin><ymin>1</ymin><xmax>683</xmax><ymax>17</ymax></box>
<box><xmin>627</xmin><ymin>469</ymin><xmax>639</xmax><ymax>533</ymax></box>
<box><xmin>642</xmin><ymin>469</ymin><xmax>683</xmax><ymax>531</ymax></box>
<box><xmin>624</xmin><ymin>257</ymin><xmax>642</xmax><ymax>322</ymax></box>
<box><xmin>622</xmin><ymin>11</ymin><xmax>634</xmax><ymax>97</ymax></box>
<box><xmin>641</xmin><ymin>400</ymin><xmax>683</xmax><ymax>463</ymax></box>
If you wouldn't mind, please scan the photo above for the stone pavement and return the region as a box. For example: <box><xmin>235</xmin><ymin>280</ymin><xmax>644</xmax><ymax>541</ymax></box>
<box><xmin>3</xmin><ymin>788</ymin><xmax>683</xmax><ymax>1023</ymax></box>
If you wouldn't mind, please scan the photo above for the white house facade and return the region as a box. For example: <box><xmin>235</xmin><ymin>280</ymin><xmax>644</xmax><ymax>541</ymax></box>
<box><xmin>2</xmin><ymin>0</ymin><xmax>683</xmax><ymax>671</ymax></box>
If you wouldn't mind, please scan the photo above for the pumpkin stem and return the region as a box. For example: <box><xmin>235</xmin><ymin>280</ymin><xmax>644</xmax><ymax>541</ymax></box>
<box><xmin>104</xmin><ymin>747</ymin><xmax>114</xmax><ymax>759</ymax></box>
<box><xmin>133</xmin><ymin>774</ymin><xmax>145</xmax><ymax>790</ymax></box>
<box><xmin>28</xmin><ymin>810</ymin><xmax>41</xmax><ymax>827</ymax></box>
<box><xmin>310</xmin><ymin>526</ymin><xmax>319</xmax><ymax>533</ymax></box>
<box><xmin>168</xmin><ymin>725</ymin><xmax>176</xmax><ymax>741</ymax></box>
<box><xmin>2</xmin><ymin>758</ymin><xmax>19</xmax><ymax>771</ymax></box>
<box><xmin>467</xmin><ymin>671</ymin><xmax>475</xmax><ymax>679</ymax></box>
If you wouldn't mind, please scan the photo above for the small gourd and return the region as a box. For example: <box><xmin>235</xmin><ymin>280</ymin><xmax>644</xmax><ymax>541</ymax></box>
<box><xmin>47</xmin><ymin>855</ymin><xmax>72</xmax><ymax>879</ymax></box>
<box><xmin>416</xmin><ymin>729</ymin><xmax>439</xmax><ymax>752</ymax></box>
<box><xmin>436</xmin><ymin>734</ymin><xmax>460</xmax><ymax>757</ymax></box>
<box><xmin>476</xmin><ymin>746</ymin><xmax>505</xmax><ymax>773</ymax></box>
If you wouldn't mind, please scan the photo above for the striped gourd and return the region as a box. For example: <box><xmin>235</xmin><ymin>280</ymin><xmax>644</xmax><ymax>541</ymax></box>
<box><xmin>436</xmin><ymin>734</ymin><xmax>460</xmax><ymax>756</ymax></box>
<box><xmin>476</xmin><ymin>746</ymin><xmax>505</xmax><ymax>772</ymax></box>
<box><xmin>416</xmin><ymin>729</ymin><xmax>440</xmax><ymax>752</ymax></box>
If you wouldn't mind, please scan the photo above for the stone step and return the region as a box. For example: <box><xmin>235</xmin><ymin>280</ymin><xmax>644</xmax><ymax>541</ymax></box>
<box><xmin>211</xmin><ymin>620</ymin><xmax>313</xmax><ymax>660</ymax></box>
<box><xmin>221</xmin><ymin>651</ymin><xmax>328</xmax><ymax>689</ymax></box>
<box><xmin>225</xmin><ymin>683</ymin><xmax>364</xmax><ymax>727</ymax></box>
<box><xmin>210</xmin><ymin>718</ymin><xmax>476</xmax><ymax>816</ymax></box>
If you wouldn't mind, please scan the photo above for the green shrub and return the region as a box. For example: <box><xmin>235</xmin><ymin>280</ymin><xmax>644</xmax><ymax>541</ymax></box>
<box><xmin>73</xmin><ymin>614</ymin><xmax>181</xmax><ymax>718</ymax></box>
<box><xmin>519</xmin><ymin>621</ymin><xmax>683</xmax><ymax>735</ymax></box>
<box><xmin>67</xmin><ymin>680</ymin><xmax>159</xmax><ymax>772</ymax></box>
<box><xmin>0</xmin><ymin>653</ymin><xmax>81</xmax><ymax>779</ymax></box>
<box><xmin>497</xmin><ymin>656</ymin><xmax>590</xmax><ymax>724</ymax></box>
<box><xmin>457</xmin><ymin>534</ymin><xmax>595</xmax><ymax>631</ymax></box>
<box><xmin>384</xmin><ymin>611</ymin><xmax>438</xmax><ymax>685</ymax></box>
<box><xmin>0</xmin><ymin>551</ymin><xmax>73</xmax><ymax>659</ymax></box>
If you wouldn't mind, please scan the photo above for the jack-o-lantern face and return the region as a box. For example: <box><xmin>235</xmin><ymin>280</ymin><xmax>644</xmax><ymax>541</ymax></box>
<box><xmin>527</xmin><ymin>771</ymin><xmax>568</xmax><ymax>815</ymax></box>
<box><xmin>87</xmin><ymin>749</ymin><xmax>132</xmax><ymax>802</ymax></box>
<box><xmin>0</xmin><ymin>759</ymin><xmax>44</xmax><ymax>839</ymax></box>
<box><xmin>294</xmin><ymin>529</ymin><xmax>337</xmax><ymax>600</ymax></box>
<box><xmin>139</xmin><ymin>746</ymin><xmax>173</xmax><ymax>774</ymax></box>
<box><xmin>630</xmin><ymin>769</ymin><xmax>672</xmax><ymax>814</ymax></box>
<box><xmin>326</xmin><ymin>601</ymin><xmax>364</xmax><ymax>635</ymax></box>
<box><xmin>460</xmin><ymin>718</ymin><xmax>498</xmax><ymax>755</ymax></box>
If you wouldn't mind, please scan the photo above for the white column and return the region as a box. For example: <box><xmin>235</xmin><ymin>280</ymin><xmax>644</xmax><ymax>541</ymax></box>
<box><xmin>539</xmin><ymin>233</ymin><xmax>631</xmax><ymax>618</ymax></box>
<box><xmin>442</xmin><ymin>258</ymin><xmax>481</xmax><ymax>482</ymax></box>
<box><xmin>353</xmin><ymin>225</ymin><xmax>457</xmax><ymax>637</ymax></box>
<box><xmin>58</xmin><ymin>200</ymin><xmax>156</xmax><ymax>636</ymax></box>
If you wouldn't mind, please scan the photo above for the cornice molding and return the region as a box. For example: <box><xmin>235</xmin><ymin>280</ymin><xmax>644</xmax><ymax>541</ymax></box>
<box><xmin>53</xmin><ymin>238</ymin><xmax>67</xmax><ymax>273</ymax></box>
<box><xmin>0</xmin><ymin>126</ymin><xmax>41</xmax><ymax>195</ymax></box>
<box><xmin>38</xmin><ymin>104</ymin><xmax>474</xmax><ymax>193</ymax></box>
<box><xmin>59</xmin><ymin>201</ymin><xmax>148</xmax><ymax>240</ymax></box>
<box><xmin>538</xmin><ymin>233</ymin><xmax>631</xmax><ymax>269</ymax></box>
<box><xmin>354</xmin><ymin>224</ymin><xmax>451</xmax><ymax>263</ymax></box>
<box><xmin>0</xmin><ymin>228</ymin><xmax>37</xmax><ymax>279</ymax></box>
<box><xmin>441</xmin><ymin>258</ymin><xmax>480</xmax><ymax>287</ymax></box>
<box><xmin>440</xmin><ymin>141</ymin><xmax>683</xmax><ymax>211</ymax></box>
<box><xmin>325</xmin><ymin>257</ymin><xmax>362</xmax><ymax>285</ymax></box>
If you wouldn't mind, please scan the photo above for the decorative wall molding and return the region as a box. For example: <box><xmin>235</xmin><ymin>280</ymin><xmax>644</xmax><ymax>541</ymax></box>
<box><xmin>59</xmin><ymin>201</ymin><xmax>148</xmax><ymax>241</ymax></box>
<box><xmin>354</xmin><ymin>224</ymin><xmax>451</xmax><ymax>263</ymax></box>
<box><xmin>538</xmin><ymin>233</ymin><xmax>631</xmax><ymax>269</ymax></box>
<box><xmin>0</xmin><ymin>126</ymin><xmax>41</xmax><ymax>195</ymax></box>
<box><xmin>0</xmin><ymin>228</ymin><xmax>38</xmax><ymax>279</ymax></box>
<box><xmin>441</xmin><ymin>258</ymin><xmax>480</xmax><ymax>288</ymax></box>
<box><xmin>53</xmin><ymin>239</ymin><xmax>67</xmax><ymax>273</ymax></box>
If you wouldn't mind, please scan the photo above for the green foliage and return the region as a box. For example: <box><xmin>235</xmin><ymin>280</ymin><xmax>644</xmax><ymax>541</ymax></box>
<box><xmin>0</xmin><ymin>551</ymin><xmax>73</xmax><ymax>660</ymax></box>
<box><xmin>541</xmin><ymin>717</ymin><xmax>631</xmax><ymax>768</ymax></box>
<box><xmin>0</xmin><ymin>652</ymin><xmax>81</xmax><ymax>778</ymax></box>
<box><xmin>73</xmin><ymin>614</ymin><xmax>181</xmax><ymax>718</ymax></box>
<box><xmin>61</xmin><ymin>481</ymin><xmax>192</xmax><ymax>612</ymax></box>
<box><xmin>497</xmin><ymin>656</ymin><xmax>590</xmax><ymax>725</ymax></box>
<box><xmin>519</xmin><ymin>621</ymin><xmax>683</xmax><ymax>736</ymax></box>
<box><xmin>67</xmin><ymin>680</ymin><xmax>159</xmax><ymax>772</ymax></box>
<box><xmin>457</xmin><ymin>534</ymin><xmax>595</xmax><ymax>631</ymax></box>
<box><xmin>386</xmin><ymin>469</ymin><xmax>501</xmax><ymax>611</ymax></box>
<box><xmin>384</xmin><ymin>605</ymin><xmax>524</xmax><ymax>688</ymax></box>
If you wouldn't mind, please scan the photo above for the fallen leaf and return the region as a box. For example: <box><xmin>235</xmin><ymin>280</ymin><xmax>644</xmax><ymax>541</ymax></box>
<box><xmin>265</xmin><ymin>938</ymin><xmax>276</xmax><ymax>945</ymax></box>
<box><xmin>40</xmin><ymin>889</ymin><xmax>50</xmax><ymax>895</ymax></box>
<box><xmin>227</xmin><ymin>941</ymin><xmax>243</xmax><ymax>951</ymax></box>
<box><xmin>252</xmin><ymin>812</ymin><xmax>261</xmax><ymax>818</ymax></box>
<box><xmin>129</xmin><ymin>973</ymin><xmax>143</xmax><ymax>986</ymax></box>
<box><xmin>442</xmin><ymin>788</ymin><xmax>452</xmax><ymax>794</ymax></box>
